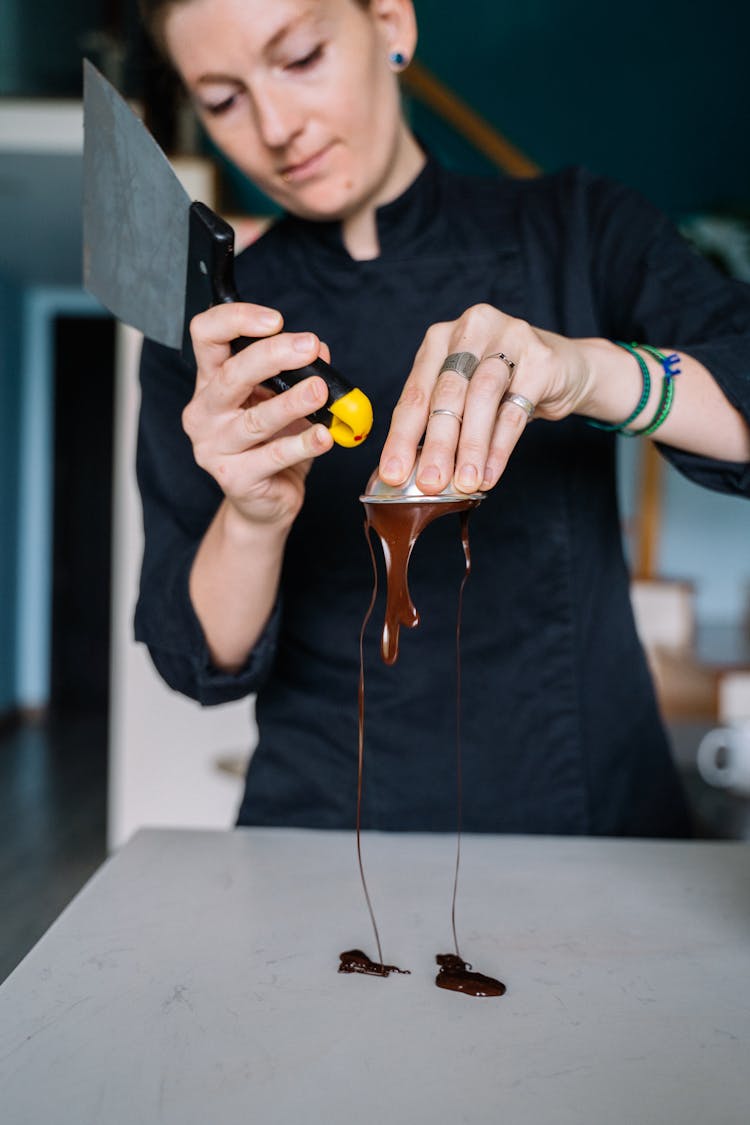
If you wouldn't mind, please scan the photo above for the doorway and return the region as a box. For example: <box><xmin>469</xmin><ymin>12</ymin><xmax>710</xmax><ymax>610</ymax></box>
<box><xmin>50</xmin><ymin>314</ymin><xmax>115</xmax><ymax>713</ymax></box>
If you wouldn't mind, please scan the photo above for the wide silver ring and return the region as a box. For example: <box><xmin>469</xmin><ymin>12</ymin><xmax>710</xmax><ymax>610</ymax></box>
<box><xmin>485</xmin><ymin>351</ymin><xmax>516</xmax><ymax>375</ymax></box>
<box><xmin>501</xmin><ymin>391</ymin><xmax>536</xmax><ymax>420</ymax></box>
<box><xmin>429</xmin><ymin>408</ymin><xmax>463</xmax><ymax>423</ymax></box>
<box><xmin>439</xmin><ymin>351</ymin><xmax>479</xmax><ymax>382</ymax></box>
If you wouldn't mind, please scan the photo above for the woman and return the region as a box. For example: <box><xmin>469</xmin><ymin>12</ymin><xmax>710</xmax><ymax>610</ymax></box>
<box><xmin>136</xmin><ymin>0</ymin><xmax>750</xmax><ymax>835</ymax></box>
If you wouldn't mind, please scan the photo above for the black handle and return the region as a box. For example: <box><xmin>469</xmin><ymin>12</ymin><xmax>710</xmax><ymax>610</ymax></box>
<box><xmin>182</xmin><ymin>202</ymin><xmax>352</xmax><ymax>427</ymax></box>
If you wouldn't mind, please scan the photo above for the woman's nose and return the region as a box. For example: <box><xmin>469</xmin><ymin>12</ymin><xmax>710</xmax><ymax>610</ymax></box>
<box><xmin>252</xmin><ymin>85</ymin><xmax>303</xmax><ymax>150</ymax></box>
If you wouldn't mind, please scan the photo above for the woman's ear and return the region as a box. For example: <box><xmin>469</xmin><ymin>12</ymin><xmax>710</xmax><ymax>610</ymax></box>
<box><xmin>369</xmin><ymin>0</ymin><xmax>418</xmax><ymax>67</ymax></box>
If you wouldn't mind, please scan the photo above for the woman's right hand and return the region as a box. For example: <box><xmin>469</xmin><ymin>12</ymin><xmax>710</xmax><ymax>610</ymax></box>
<box><xmin>182</xmin><ymin>302</ymin><xmax>334</xmax><ymax>533</ymax></box>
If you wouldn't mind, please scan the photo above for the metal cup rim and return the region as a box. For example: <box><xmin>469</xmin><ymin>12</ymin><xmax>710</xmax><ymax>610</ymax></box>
<box><xmin>359</xmin><ymin>493</ymin><xmax>485</xmax><ymax>504</ymax></box>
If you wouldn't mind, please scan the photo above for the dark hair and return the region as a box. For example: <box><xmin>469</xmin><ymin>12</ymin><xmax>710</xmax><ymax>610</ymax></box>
<box><xmin>140</xmin><ymin>0</ymin><xmax>371</xmax><ymax>55</ymax></box>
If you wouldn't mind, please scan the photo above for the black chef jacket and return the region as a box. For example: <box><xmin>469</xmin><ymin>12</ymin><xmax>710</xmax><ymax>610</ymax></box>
<box><xmin>135</xmin><ymin>157</ymin><xmax>750</xmax><ymax>837</ymax></box>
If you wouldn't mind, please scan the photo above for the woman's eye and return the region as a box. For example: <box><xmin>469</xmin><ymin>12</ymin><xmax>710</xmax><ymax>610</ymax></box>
<box><xmin>203</xmin><ymin>94</ymin><xmax>237</xmax><ymax>117</ymax></box>
<box><xmin>287</xmin><ymin>44</ymin><xmax>324</xmax><ymax>72</ymax></box>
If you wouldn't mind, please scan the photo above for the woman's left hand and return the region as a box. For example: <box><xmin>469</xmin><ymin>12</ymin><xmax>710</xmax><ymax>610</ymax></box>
<box><xmin>379</xmin><ymin>304</ymin><xmax>593</xmax><ymax>494</ymax></box>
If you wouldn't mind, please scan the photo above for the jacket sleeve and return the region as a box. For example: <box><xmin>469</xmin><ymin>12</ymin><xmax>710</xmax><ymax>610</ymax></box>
<box><xmin>582</xmin><ymin>169</ymin><xmax>750</xmax><ymax>496</ymax></box>
<box><xmin>133</xmin><ymin>338</ymin><xmax>281</xmax><ymax>705</ymax></box>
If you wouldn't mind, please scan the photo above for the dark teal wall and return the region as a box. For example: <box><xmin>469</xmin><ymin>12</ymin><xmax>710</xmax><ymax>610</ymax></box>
<box><xmin>413</xmin><ymin>0</ymin><xmax>749</xmax><ymax>217</ymax></box>
<box><xmin>2</xmin><ymin>0</ymin><xmax>744</xmax><ymax>216</ymax></box>
<box><xmin>0</xmin><ymin>0</ymin><xmax>103</xmax><ymax>95</ymax></box>
<box><xmin>221</xmin><ymin>1</ymin><xmax>749</xmax><ymax>221</ymax></box>
<box><xmin>0</xmin><ymin>273</ymin><xmax>21</xmax><ymax>712</ymax></box>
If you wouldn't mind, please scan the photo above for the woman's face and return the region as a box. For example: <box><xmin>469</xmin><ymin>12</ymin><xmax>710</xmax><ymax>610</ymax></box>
<box><xmin>164</xmin><ymin>0</ymin><xmax>417</xmax><ymax>222</ymax></box>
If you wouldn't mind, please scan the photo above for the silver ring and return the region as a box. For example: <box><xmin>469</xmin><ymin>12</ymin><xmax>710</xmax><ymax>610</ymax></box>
<box><xmin>485</xmin><ymin>351</ymin><xmax>516</xmax><ymax>374</ymax></box>
<box><xmin>439</xmin><ymin>351</ymin><xmax>479</xmax><ymax>382</ymax></box>
<box><xmin>501</xmin><ymin>391</ymin><xmax>535</xmax><ymax>420</ymax></box>
<box><xmin>429</xmin><ymin>408</ymin><xmax>463</xmax><ymax>423</ymax></box>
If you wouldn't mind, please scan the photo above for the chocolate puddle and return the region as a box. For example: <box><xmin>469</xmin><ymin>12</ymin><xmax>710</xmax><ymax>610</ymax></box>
<box><xmin>338</xmin><ymin>950</ymin><xmax>410</xmax><ymax>978</ymax></box>
<box><xmin>435</xmin><ymin>953</ymin><xmax>506</xmax><ymax>997</ymax></box>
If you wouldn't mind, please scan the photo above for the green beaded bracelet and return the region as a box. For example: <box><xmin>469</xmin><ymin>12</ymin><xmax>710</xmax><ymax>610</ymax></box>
<box><xmin>586</xmin><ymin>341</ymin><xmax>651</xmax><ymax>432</ymax></box>
<box><xmin>621</xmin><ymin>344</ymin><xmax>681</xmax><ymax>438</ymax></box>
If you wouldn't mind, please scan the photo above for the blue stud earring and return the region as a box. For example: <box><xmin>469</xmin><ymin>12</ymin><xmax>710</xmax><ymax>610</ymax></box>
<box><xmin>389</xmin><ymin>50</ymin><xmax>408</xmax><ymax>69</ymax></box>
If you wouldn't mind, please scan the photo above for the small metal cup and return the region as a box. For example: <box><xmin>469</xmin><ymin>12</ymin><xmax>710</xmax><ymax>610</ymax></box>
<box><xmin>360</xmin><ymin>449</ymin><xmax>486</xmax><ymax>504</ymax></box>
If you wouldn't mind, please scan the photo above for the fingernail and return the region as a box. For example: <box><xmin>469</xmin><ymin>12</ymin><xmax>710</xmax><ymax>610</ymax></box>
<box><xmin>313</xmin><ymin>424</ymin><xmax>330</xmax><ymax>450</ymax></box>
<box><xmin>458</xmin><ymin>465</ymin><xmax>477</xmax><ymax>490</ymax></box>
<box><xmin>481</xmin><ymin>467</ymin><xmax>494</xmax><ymax>489</ymax></box>
<box><xmin>420</xmin><ymin>465</ymin><xmax>440</xmax><ymax>486</ymax></box>
<box><xmin>383</xmin><ymin>457</ymin><xmax>402</xmax><ymax>480</ymax></box>
<box><xmin>293</xmin><ymin>333</ymin><xmax>315</xmax><ymax>352</ymax></box>
<box><xmin>260</xmin><ymin>310</ymin><xmax>281</xmax><ymax>328</ymax></box>
<box><xmin>304</xmin><ymin>377</ymin><xmax>325</xmax><ymax>404</ymax></box>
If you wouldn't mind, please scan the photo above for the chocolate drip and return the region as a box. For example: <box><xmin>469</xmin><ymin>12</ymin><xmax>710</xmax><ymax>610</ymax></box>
<box><xmin>449</xmin><ymin>511</ymin><xmax>471</xmax><ymax>959</ymax></box>
<box><xmin>340</xmin><ymin>494</ymin><xmax>505</xmax><ymax>996</ymax></box>
<box><xmin>338</xmin><ymin>950</ymin><xmax>410</xmax><ymax>977</ymax></box>
<box><xmin>337</xmin><ymin>525</ymin><xmax>409</xmax><ymax>977</ymax></box>
<box><xmin>362</xmin><ymin>498</ymin><xmax>479</xmax><ymax>665</ymax></box>
<box><xmin>435</xmin><ymin>954</ymin><xmax>506</xmax><ymax>997</ymax></box>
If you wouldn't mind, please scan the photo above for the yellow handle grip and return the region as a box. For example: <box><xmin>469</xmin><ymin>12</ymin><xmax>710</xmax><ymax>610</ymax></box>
<box><xmin>328</xmin><ymin>388</ymin><xmax>374</xmax><ymax>448</ymax></box>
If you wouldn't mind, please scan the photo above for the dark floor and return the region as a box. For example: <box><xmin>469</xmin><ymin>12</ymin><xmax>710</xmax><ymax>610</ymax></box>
<box><xmin>0</xmin><ymin>710</ymin><xmax>108</xmax><ymax>984</ymax></box>
<box><xmin>1</xmin><ymin>712</ymin><xmax>749</xmax><ymax>986</ymax></box>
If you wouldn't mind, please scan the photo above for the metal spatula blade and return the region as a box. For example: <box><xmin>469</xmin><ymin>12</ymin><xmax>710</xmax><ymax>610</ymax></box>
<box><xmin>82</xmin><ymin>60</ymin><xmax>373</xmax><ymax>446</ymax></box>
<box><xmin>83</xmin><ymin>59</ymin><xmax>189</xmax><ymax>349</ymax></box>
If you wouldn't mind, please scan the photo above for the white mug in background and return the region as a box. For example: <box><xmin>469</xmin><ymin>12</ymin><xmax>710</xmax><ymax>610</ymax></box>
<box><xmin>697</xmin><ymin>721</ymin><xmax>750</xmax><ymax>798</ymax></box>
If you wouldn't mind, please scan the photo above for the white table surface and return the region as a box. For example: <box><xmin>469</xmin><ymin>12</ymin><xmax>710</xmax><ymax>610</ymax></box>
<box><xmin>1</xmin><ymin>828</ymin><xmax>749</xmax><ymax>1124</ymax></box>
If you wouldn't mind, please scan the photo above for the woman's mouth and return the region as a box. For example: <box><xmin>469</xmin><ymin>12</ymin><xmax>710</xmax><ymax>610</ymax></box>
<box><xmin>280</xmin><ymin>143</ymin><xmax>335</xmax><ymax>184</ymax></box>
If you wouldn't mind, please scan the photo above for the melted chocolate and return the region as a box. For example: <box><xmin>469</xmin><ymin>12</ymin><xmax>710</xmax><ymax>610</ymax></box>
<box><xmin>336</xmin><ymin>538</ymin><xmax>409</xmax><ymax>980</ymax></box>
<box><xmin>338</xmin><ymin>950</ymin><xmax>410</xmax><ymax>977</ymax></box>
<box><xmin>449</xmin><ymin>512</ymin><xmax>470</xmax><ymax>957</ymax></box>
<box><xmin>435</xmin><ymin>954</ymin><xmax>506</xmax><ymax>997</ymax></box>
<box><xmin>362</xmin><ymin>498</ymin><xmax>480</xmax><ymax>665</ymax></box>
<box><xmin>340</xmin><ymin>494</ymin><xmax>505</xmax><ymax>997</ymax></box>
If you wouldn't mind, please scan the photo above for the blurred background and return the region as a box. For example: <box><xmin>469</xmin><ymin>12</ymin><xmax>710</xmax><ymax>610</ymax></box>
<box><xmin>1</xmin><ymin>0</ymin><xmax>749</xmax><ymax>982</ymax></box>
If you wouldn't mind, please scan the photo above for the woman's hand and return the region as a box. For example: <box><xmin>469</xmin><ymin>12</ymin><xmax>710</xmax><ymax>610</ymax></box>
<box><xmin>182</xmin><ymin>302</ymin><xmax>334</xmax><ymax>531</ymax></box>
<box><xmin>379</xmin><ymin>304</ymin><xmax>593</xmax><ymax>494</ymax></box>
